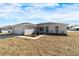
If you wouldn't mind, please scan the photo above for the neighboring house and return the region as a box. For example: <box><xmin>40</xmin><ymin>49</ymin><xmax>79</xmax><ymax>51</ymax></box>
<box><xmin>11</xmin><ymin>22</ymin><xmax>67</xmax><ymax>35</ymax></box>
<box><xmin>0</xmin><ymin>25</ymin><xmax>12</xmax><ymax>33</ymax></box>
<box><xmin>70</xmin><ymin>26</ymin><xmax>79</xmax><ymax>31</ymax></box>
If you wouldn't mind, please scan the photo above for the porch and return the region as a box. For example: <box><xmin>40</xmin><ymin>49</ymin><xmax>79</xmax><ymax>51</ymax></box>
<box><xmin>35</xmin><ymin>26</ymin><xmax>49</xmax><ymax>35</ymax></box>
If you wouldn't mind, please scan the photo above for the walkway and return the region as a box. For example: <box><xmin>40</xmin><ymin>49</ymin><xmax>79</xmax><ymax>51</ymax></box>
<box><xmin>18</xmin><ymin>35</ymin><xmax>44</xmax><ymax>40</ymax></box>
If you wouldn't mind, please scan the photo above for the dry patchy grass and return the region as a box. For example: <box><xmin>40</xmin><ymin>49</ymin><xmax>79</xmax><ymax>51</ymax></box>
<box><xmin>0</xmin><ymin>32</ymin><xmax>79</xmax><ymax>56</ymax></box>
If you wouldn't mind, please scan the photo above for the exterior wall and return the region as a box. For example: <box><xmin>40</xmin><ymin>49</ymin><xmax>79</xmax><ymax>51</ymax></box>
<box><xmin>12</xmin><ymin>25</ymin><xmax>35</xmax><ymax>35</ymax></box>
<box><xmin>12</xmin><ymin>27</ymin><xmax>24</xmax><ymax>35</ymax></box>
<box><xmin>49</xmin><ymin>24</ymin><xmax>67</xmax><ymax>34</ymax></box>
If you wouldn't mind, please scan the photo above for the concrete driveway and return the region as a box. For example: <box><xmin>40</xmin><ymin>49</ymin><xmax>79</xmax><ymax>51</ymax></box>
<box><xmin>0</xmin><ymin>33</ymin><xmax>19</xmax><ymax>39</ymax></box>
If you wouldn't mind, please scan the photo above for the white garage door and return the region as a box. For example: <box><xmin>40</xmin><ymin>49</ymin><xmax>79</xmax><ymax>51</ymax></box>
<box><xmin>24</xmin><ymin>29</ymin><xmax>34</xmax><ymax>35</ymax></box>
<box><xmin>14</xmin><ymin>28</ymin><xmax>24</xmax><ymax>35</ymax></box>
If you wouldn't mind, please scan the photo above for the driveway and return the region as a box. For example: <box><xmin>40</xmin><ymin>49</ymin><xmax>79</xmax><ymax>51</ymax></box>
<box><xmin>0</xmin><ymin>33</ymin><xmax>44</xmax><ymax>39</ymax></box>
<box><xmin>0</xmin><ymin>34</ymin><xmax>19</xmax><ymax>39</ymax></box>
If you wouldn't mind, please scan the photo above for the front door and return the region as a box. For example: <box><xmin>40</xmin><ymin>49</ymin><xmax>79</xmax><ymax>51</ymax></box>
<box><xmin>55</xmin><ymin>26</ymin><xmax>59</xmax><ymax>34</ymax></box>
<box><xmin>39</xmin><ymin>27</ymin><xmax>44</xmax><ymax>34</ymax></box>
<box><xmin>46</xmin><ymin>26</ymin><xmax>49</xmax><ymax>34</ymax></box>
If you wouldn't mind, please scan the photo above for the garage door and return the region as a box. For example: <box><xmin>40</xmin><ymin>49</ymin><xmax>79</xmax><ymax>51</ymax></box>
<box><xmin>24</xmin><ymin>29</ymin><xmax>34</xmax><ymax>35</ymax></box>
<box><xmin>14</xmin><ymin>28</ymin><xmax>24</xmax><ymax>35</ymax></box>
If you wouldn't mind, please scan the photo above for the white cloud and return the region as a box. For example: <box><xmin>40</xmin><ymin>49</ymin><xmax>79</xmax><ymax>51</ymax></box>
<box><xmin>0</xmin><ymin>3</ymin><xmax>79</xmax><ymax>26</ymax></box>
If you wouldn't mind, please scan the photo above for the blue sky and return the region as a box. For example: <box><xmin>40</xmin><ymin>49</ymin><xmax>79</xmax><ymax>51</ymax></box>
<box><xmin>0</xmin><ymin>3</ymin><xmax>79</xmax><ymax>26</ymax></box>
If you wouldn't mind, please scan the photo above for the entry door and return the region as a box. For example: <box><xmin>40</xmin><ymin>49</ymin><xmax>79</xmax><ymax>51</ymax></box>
<box><xmin>46</xmin><ymin>26</ymin><xmax>49</xmax><ymax>34</ymax></box>
<box><xmin>55</xmin><ymin>26</ymin><xmax>59</xmax><ymax>34</ymax></box>
<box><xmin>39</xmin><ymin>27</ymin><xmax>44</xmax><ymax>34</ymax></box>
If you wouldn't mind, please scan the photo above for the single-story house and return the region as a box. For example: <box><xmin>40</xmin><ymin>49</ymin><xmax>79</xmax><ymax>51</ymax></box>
<box><xmin>11</xmin><ymin>22</ymin><xmax>67</xmax><ymax>35</ymax></box>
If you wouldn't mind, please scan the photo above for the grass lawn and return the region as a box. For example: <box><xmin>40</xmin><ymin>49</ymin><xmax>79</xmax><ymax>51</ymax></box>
<box><xmin>0</xmin><ymin>32</ymin><xmax>79</xmax><ymax>56</ymax></box>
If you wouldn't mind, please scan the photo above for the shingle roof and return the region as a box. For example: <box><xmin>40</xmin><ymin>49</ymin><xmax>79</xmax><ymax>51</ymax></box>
<box><xmin>37</xmin><ymin>22</ymin><xmax>67</xmax><ymax>26</ymax></box>
<box><xmin>0</xmin><ymin>22</ymin><xmax>67</xmax><ymax>29</ymax></box>
<box><xmin>13</xmin><ymin>22</ymin><xmax>36</xmax><ymax>27</ymax></box>
<box><xmin>1</xmin><ymin>25</ymin><xmax>12</xmax><ymax>30</ymax></box>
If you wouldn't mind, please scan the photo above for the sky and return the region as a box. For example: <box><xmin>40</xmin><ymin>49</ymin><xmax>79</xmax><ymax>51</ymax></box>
<box><xmin>0</xmin><ymin>3</ymin><xmax>79</xmax><ymax>27</ymax></box>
